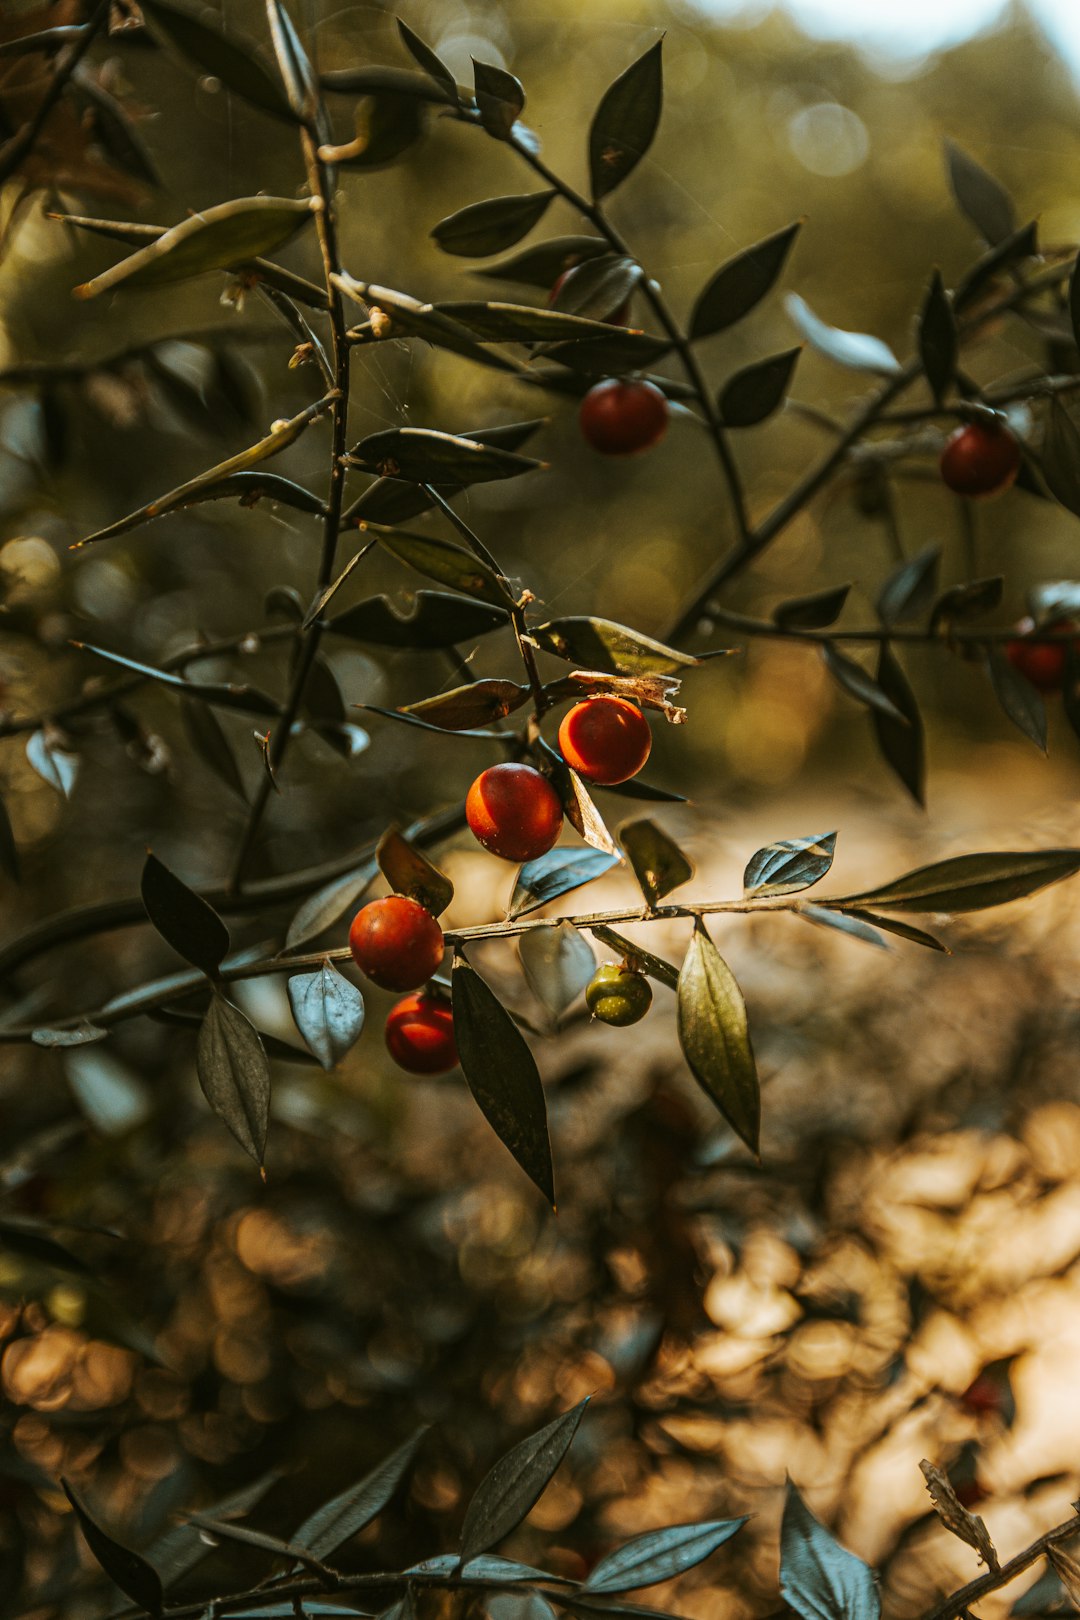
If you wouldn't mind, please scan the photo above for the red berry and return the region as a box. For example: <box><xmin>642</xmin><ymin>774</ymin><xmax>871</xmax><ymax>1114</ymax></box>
<box><xmin>940</xmin><ymin>420</ymin><xmax>1021</xmax><ymax>497</ymax></box>
<box><xmin>579</xmin><ymin>380</ymin><xmax>668</xmax><ymax>456</ymax></box>
<box><xmin>348</xmin><ymin>895</ymin><xmax>444</xmax><ymax>991</ymax></box>
<box><xmin>960</xmin><ymin>1374</ymin><xmax>1003</xmax><ymax>1416</ymax></box>
<box><xmin>385</xmin><ymin>991</ymin><xmax>457</xmax><ymax>1075</ymax></box>
<box><xmin>549</xmin><ymin>266</ymin><xmax>629</xmax><ymax>326</ymax></box>
<box><xmin>1004</xmin><ymin>617</ymin><xmax>1078</xmax><ymax>692</ymax></box>
<box><xmin>465</xmin><ymin>763</ymin><xmax>563</xmax><ymax>863</ymax></box>
<box><xmin>558</xmin><ymin>696</ymin><xmax>652</xmax><ymax>785</ymax></box>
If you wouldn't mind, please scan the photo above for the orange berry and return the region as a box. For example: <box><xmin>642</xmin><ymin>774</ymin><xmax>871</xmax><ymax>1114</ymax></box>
<box><xmin>465</xmin><ymin>763</ymin><xmax>563</xmax><ymax>863</ymax></box>
<box><xmin>348</xmin><ymin>895</ymin><xmax>444</xmax><ymax>991</ymax></box>
<box><xmin>385</xmin><ymin>991</ymin><xmax>457</xmax><ymax>1074</ymax></box>
<box><xmin>557</xmin><ymin>696</ymin><xmax>652</xmax><ymax>785</ymax></box>
<box><xmin>579</xmin><ymin>379</ymin><xmax>668</xmax><ymax>456</ymax></box>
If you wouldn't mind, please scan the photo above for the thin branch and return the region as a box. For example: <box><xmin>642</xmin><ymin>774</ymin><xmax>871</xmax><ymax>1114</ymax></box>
<box><xmin>0</xmin><ymin>1</ymin><xmax>110</xmax><ymax>188</ymax></box>
<box><xmin>919</xmin><ymin>1513</ymin><xmax>1080</xmax><ymax>1620</ymax></box>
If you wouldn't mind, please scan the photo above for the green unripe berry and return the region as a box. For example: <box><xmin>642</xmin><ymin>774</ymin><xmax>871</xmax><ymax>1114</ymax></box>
<box><xmin>585</xmin><ymin>963</ymin><xmax>652</xmax><ymax>1027</ymax></box>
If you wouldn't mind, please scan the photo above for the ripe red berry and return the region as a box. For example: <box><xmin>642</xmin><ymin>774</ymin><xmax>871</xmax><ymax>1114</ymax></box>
<box><xmin>1004</xmin><ymin>617</ymin><xmax>1078</xmax><ymax>692</ymax></box>
<box><xmin>465</xmin><ymin>763</ymin><xmax>563</xmax><ymax>863</ymax></box>
<box><xmin>385</xmin><ymin>991</ymin><xmax>457</xmax><ymax>1075</ymax></box>
<box><xmin>549</xmin><ymin>265</ymin><xmax>630</xmax><ymax>326</ymax></box>
<box><xmin>558</xmin><ymin>696</ymin><xmax>652</xmax><ymax>785</ymax></box>
<box><xmin>940</xmin><ymin>420</ymin><xmax>1021</xmax><ymax>497</ymax></box>
<box><xmin>579</xmin><ymin>379</ymin><xmax>668</xmax><ymax>456</ymax></box>
<box><xmin>348</xmin><ymin>895</ymin><xmax>444</xmax><ymax>991</ymax></box>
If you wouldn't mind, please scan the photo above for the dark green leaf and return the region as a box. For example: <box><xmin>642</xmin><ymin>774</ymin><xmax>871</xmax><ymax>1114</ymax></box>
<box><xmin>143</xmin><ymin>1</ymin><xmax>294</xmax><ymax>121</ymax></box>
<box><xmin>843</xmin><ymin>910</ymin><xmax>949</xmax><ymax>952</ymax></box>
<box><xmin>876</xmin><ymin>543</ymin><xmax>941</xmax><ymax>627</ymax></box>
<box><xmin>918</xmin><ymin>270</ymin><xmax>957</xmax><ymax>405</ymax></box>
<box><xmin>1042</xmin><ymin>400</ymin><xmax>1080</xmax><ymax>519</ymax></box>
<box><xmin>870</xmin><ymin>643</ymin><xmax>925</xmax><ymax>807</ymax></box>
<box><xmin>265</xmin><ymin>0</ymin><xmax>319</xmax><ymax>120</ymax></box>
<box><xmin>196</xmin><ymin>993</ymin><xmax>271</xmax><ymax>1165</ymax></box>
<box><xmin>532</xmin><ymin>616</ymin><xmax>695</xmax><ymax>675</ymax></box>
<box><xmin>410</xmin><ymin>1555</ymin><xmax>557</xmax><ymax>1582</ymax></box>
<box><xmin>432</xmin><ymin>193</ymin><xmax>554</xmax><ymax>258</ymax></box>
<box><xmin>549</xmin><ymin>254</ymin><xmax>641</xmax><ymax>320</ymax></box>
<box><xmin>0</xmin><ymin>1221</ymin><xmax>95</xmax><ymax>1277</ymax></box>
<box><xmin>403</xmin><ymin>679</ymin><xmax>529</xmax><ymax>731</ymax></box>
<box><xmin>459</xmin><ymin>1398</ymin><xmax>588</xmax><ymax>1561</ymax></box>
<box><xmin>349</xmin><ymin>427</ymin><xmax>542</xmax><ymax>487</ymax></box>
<box><xmin>180</xmin><ymin>696</ymin><xmax>247</xmax><ymax>804</ymax></box>
<box><xmin>590</xmin><ymin>925</ymin><xmax>679</xmax><ymax>990</ymax></box>
<box><xmin>0</xmin><ymin>789</ymin><xmax>20</xmax><ymax>882</ymax></box>
<box><xmin>986</xmin><ymin>646</ymin><xmax>1047</xmax><ymax>751</ymax></box>
<box><xmin>356</xmin><ymin>704</ymin><xmax>504</xmax><ymax>741</ymax></box>
<box><xmin>26</xmin><ymin>730</ymin><xmax>78</xmax><ymax>798</ymax></box>
<box><xmin>689</xmin><ymin>222</ymin><xmax>801</xmax><ymax>340</ymax></box>
<box><xmin>798</xmin><ymin>906</ymin><xmax>888</xmax><ymax>951</ymax></box>
<box><xmin>955</xmin><ymin>221</ymin><xmax>1039</xmax><ymax>311</ymax></box>
<box><xmin>773</xmin><ymin>584</ymin><xmax>851</xmax><ymax>630</ymax></box>
<box><xmin>930</xmin><ymin>575</ymin><xmax>1003</xmax><ymax>628</ymax></box>
<box><xmin>779</xmin><ymin>1480</ymin><xmax>880</xmax><ymax>1620</ymax></box>
<box><xmin>588</xmin><ymin>41</ymin><xmax>663</xmax><ymax>202</ymax></box>
<box><xmin>287</xmin><ymin>963</ymin><xmax>365</xmax><ymax>1071</ymax></box>
<box><xmin>832</xmin><ymin>849</ymin><xmax>1080</xmax><ymax>914</ymax></box>
<box><xmin>785</xmin><ymin>294</ymin><xmax>900</xmax><ymax>375</ymax></box>
<box><xmin>286</xmin><ymin>859</ymin><xmax>378</xmax><ymax>951</ymax></box>
<box><xmin>677</xmin><ymin>921</ymin><xmax>759</xmax><ymax>1154</ymax></box>
<box><xmin>62</xmin><ymin>1481</ymin><xmax>163</xmax><ymax>1616</ymax></box>
<box><xmin>396</xmin><ymin>19</ymin><xmax>457</xmax><ymax>100</ymax></box>
<box><xmin>141</xmin><ymin>853</ymin><xmax>229</xmax><ymax>976</ymax></box>
<box><xmin>74</xmin><ymin>77</ymin><xmax>160</xmax><ymax>187</ymax></box>
<box><xmin>619</xmin><ymin>819</ymin><xmax>693</xmax><ymax>906</ymax></box>
<box><xmin>510</xmin><ymin>849</ymin><xmax>620</xmax><ymax>920</ymax></box>
<box><xmin>367</xmin><ymin>526</ymin><xmax>513</xmax><ymax>607</ymax></box>
<box><xmin>944</xmin><ymin>140</ymin><xmax>1015</xmax><ymax>246</ymax></box>
<box><xmin>535</xmin><ymin>331</ymin><xmax>672</xmax><ymax>376</ymax></box>
<box><xmin>474</xmin><ymin>236</ymin><xmax>609</xmax><ymax>289</ymax></box>
<box><xmin>473</xmin><ymin>59</ymin><xmax>524</xmax><ymax>141</ymax></box>
<box><xmin>344</xmin><ymin>421</ymin><xmax>545</xmax><ymax>526</ymax></box>
<box><xmin>744</xmin><ymin>832</ymin><xmax>836</xmax><ymax>897</ymax></box>
<box><xmin>452</xmin><ymin>956</ymin><xmax>554</xmax><ymax>1206</ymax></box>
<box><xmin>596</xmin><ymin>776</ymin><xmax>687</xmax><ymax>803</ymax></box>
<box><xmin>583</xmin><ymin>1520</ymin><xmax>748</xmax><ymax>1595</ymax></box>
<box><xmin>719</xmin><ymin>348</ymin><xmax>800</xmax><ymax>427</ymax></box>
<box><xmin>376</xmin><ymin>827</ymin><xmax>454</xmax><ymax>916</ymax></box>
<box><xmin>822</xmin><ymin>643</ymin><xmax>907</xmax><ymax>724</ymax></box>
<box><xmin>73</xmin><ymin>643</ymin><xmax>280</xmax><ymax>718</ymax></box>
<box><xmin>328</xmin><ymin>591</ymin><xmax>508</xmax><ymax>648</ymax></box>
<box><xmin>292</xmin><ymin>1428</ymin><xmax>429</xmax><ymax>1560</ymax></box>
<box><xmin>75</xmin><ymin>197</ymin><xmax>315</xmax><ymax>298</ymax></box>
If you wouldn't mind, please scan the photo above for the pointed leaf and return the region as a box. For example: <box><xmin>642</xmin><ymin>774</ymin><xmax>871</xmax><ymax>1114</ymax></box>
<box><xmin>536</xmin><ymin>331</ymin><xmax>672</xmax><ymax>377</ymax></box>
<box><xmin>26</xmin><ymin>730</ymin><xmax>78</xmax><ymax>798</ymax></box>
<box><xmin>367</xmin><ymin>526</ymin><xmax>513</xmax><ymax>607</ymax></box>
<box><xmin>773</xmin><ymin>585</ymin><xmax>850</xmax><ymax>630</ymax></box>
<box><xmin>452</xmin><ymin>956</ymin><xmax>554</xmax><ymax>1206</ymax></box>
<box><xmin>180</xmin><ymin>696</ymin><xmax>247</xmax><ymax>804</ymax></box>
<box><xmin>798</xmin><ymin>906</ymin><xmax>888</xmax><ymax>951</ymax></box>
<box><xmin>397</xmin><ymin>19</ymin><xmax>457</xmax><ymax>100</ymax></box>
<box><xmin>532</xmin><ymin>616</ymin><xmax>696</xmax><ymax>676</ymax></box>
<box><xmin>785</xmin><ymin>293</ymin><xmax>900</xmax><ymax>375</ymax></box>
<box><xmin>918</xmin><ymin>270</ymin><xmax>957</xmax><ymax>405</ymax></box>
<box><xmin>459</xmin><ymin>1398</ymin><xmax>588</xmax><ymax>1561</ymax></box>
<box><xmin>822</xmin><ymin>644</ymin><xmax>907</xmax><ymax>724</ymax></box>
<box><xmin>142</xmin><ymin>1</ymin><xmax>295</xmax><ymax>121</ymax></box>
<box><xmin>292</xmin><ymin>1428</ymin><xmax>428</xmax><ymax>1560</ymax></box>
<box><xmin>62</xmin><ymin>1481</ymin><xmax>163</xmax><ymax>1616</ymax></box>
<box><xmin>287</xmin><ymin>963</ymin><xmax>365</xmax><ymax>1071</ymax></box>
<box><xmin>870</xmin><ymin>643</ymin><xmax>925</xmax><ymax>806</ymax></box>
<box><xmin>510</xmin><ymin>849</ymin><xmax>620</xmax><ymax>920</ymax></box>
<box><xmin>832</xmin><ymin>849</ymin><xmax>1080</xmax><ymax>914</ymax></box>
<box><xmin>549</xmin><ymin>254</ymin><xmax>641</xmax><ymax>320</ymax></box>
<box><xmin>843</xmin><ymin>910</ymin><xmax>948</xmax><ymax>952</ymax></box>
<box><xmin>327</xmin><ymin>591</ymin><xmax>508</xmax><ymax>648</ymax></box>
<box><xmin>403</xmin><ymin>679</ymin><xmax>529</xmax><ymax>731</ymax></box>
<box><xmin>75</xmin><ymin>197</ymin><xmax>315</xmax><ymax>298</ymax></box>
<box><xmin>588</xmin><ymin>42</ymin><xmax>663</xmax><ymax>201</ymax></box>
<box><xmin>197</xmin><ymin>993</ymin><xmax>271</xmax><ymax>1165</ymax></box>
<box><xmin>677</xmin><ymin>921</ymin><xmax>758</xmax><ymax>1154</ymax></box>
<box><xmin>930</xmin><ymin>575</ymin><xmax>1003</xmax><ymax>629</ymax></box>
<box><xmin>286</xmin><ymin>860</ymin><xmax>378</xmax><ymax>951</ymax></box>
<box><xmin>519</xmin><ymin>924</ymin><xmax>595</xmax><ymax>1017</ymax></box>
<box><xmin>619</xmin><ymin>819</ymin><xmax>693</xmax><ymax>906</ymax></box>
<box><xmin>583</xmin><ymin>1520</ymin><xmax>748</xmax><ymax>1595</ymax></box>
<box><xmin>986</xmin><ymin>647</ymin><xmax>1047</xmax><ymax>751</ymax></box>
<box><xmin>475</xmin><ymin>236</ymin><xmax>609</xmax><ymax>289</ymax></box>
<box><xmin>876</xmin><ymin>543</ymin><xmax>941</xmax><ymax>627</ymax></box>
<box><xmin>955</xmin><ymin>221</ymin><xmax>1039</xmax><ymax>310</ymax></box>
<box><xmin>779</xmin><ymin>1480</ymin><xmax>880</xmax><ymax>1620</ymax></box>
<box><xmin>345</xmin><ymin>421</ymin><xmax>546</xmax><ymax>526</ymax></box>
<box><xmin>437</xmin><ymin>301</ymin><xmax>630</xmax><ymax>344</ymax></box>
<box><xmin>719</xmin><ymin>348</ymin><xmax>800</xmax><ymax>427</ymax></box>
<box><xmin>349</xmin><ymin>428</ymin><xmax>542</xmax><ymax>487</ymax></box>
<box><xmin>744</xmin><ymin>833</ymin><xmax>836</xmax><ymax>897</ymax></box>
<box><xmin>473</xmin><ymin>59</ymin><xmax>525</xmax><ymax>141</ymax></box>
<box><xmin>376</xmin><ymin>827</ymin><xmax>454</xmax><ymax>916</ymax></box>
<box><xmin>432</xmin><ymin>192</ymin><xmax>554</xmax><ymax>258</ymax></box>
<box><xmin>72</xmin><ymin>643</ymin><xmax>280</xmax><ymax>717</ymax></box>
<box><xmin>689</xmin><ymin>222</ymin><xmax>801</xmax><ymax>339</ymax></box>
<box><xmin>141</xmin><ymin>853</ymin><xmax>230</xmax><ymax>976</ymax></box>
<box><xmin>944</xmin><ymin>140</ymin><xmax>1015</xmax><ymax>246</ymax></box>
<box><xmin>265</xmin><ymin>0</ymin><xmax>319</xmax><ymax>120</ymax></box>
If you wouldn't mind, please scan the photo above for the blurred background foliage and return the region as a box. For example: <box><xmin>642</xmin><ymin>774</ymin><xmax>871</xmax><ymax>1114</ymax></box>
<box><xmin>6</xmin><ymin>3</ymin><xmax>1080</xmax><ymax>1619</ymax></box>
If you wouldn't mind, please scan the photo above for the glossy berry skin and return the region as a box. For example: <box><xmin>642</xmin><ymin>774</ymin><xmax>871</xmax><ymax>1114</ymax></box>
<box><xmin>586</xmin><ymin>964</ymin><xmax>653</xmax><ymax>1027</ymax></box>
<box><xmin>579</xmin><ymin>379</ymin><xmax>668</xmax><ymax>457</ymax></box>
<box><xmin>465</xmin><ymin>763</ymin><xmax>563</xmax><ymax>863</ymax></box>
<box><xmin>939</xmin><ymin>420</ymin><xmax>1021</xmax><ymax>497</ymax></box>
<box><xmin>549</xmin><ymin>266</ymin><xmax>630</xmax><ymax>326</ymax></box>
<box><xmin>1004</xmin><ymin>617</ymin><xmax>1078</xmax><ymax>692</ymax></box>
<box><xmin>349</xmin><ymin>895</ymin><xmax>444</xmax><ymax>991</ymax></box>
<box><xmin>558</xmin><ymin>696</ymin><xmax>652</xmax><ymax>785</ymax></box>
<box><xmin>385</xmin><ymin>992</ymin><xmax>457</xmax><ymax>1075</ymax></box>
